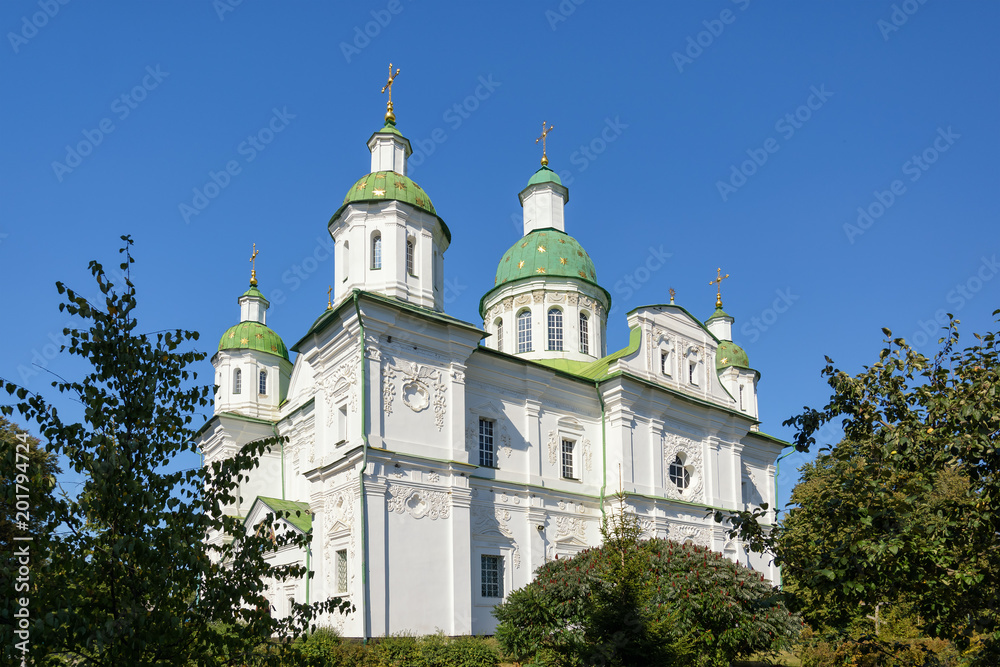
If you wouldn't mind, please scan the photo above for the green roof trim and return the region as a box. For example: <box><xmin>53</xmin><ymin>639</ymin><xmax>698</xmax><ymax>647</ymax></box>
<box><xmin>218</xmin><ymin>321</ymin><xmax>290</xmax><ymax>361</ymax></box>
<box><xmin>746</xmin><ymin>431</ymin><xmax>793</xmax><ymax>448</ymax></box>
<box><xmin>575</xmin><ymin>326</ymin><xmax>643</xmax><ymax>380</ymax></box>
<box><xmin>627</xmin><ymin>304</ymin><xmax>722</xmax><ymax>344</ymax></box>
<box><xmin>252</xmin><ymin>496</ymin><xmax>312</xmax><ymax>533</ymax></box>
<box><xmin>479</xmin><ymin>228</ymin><xmax>611</xmax><ymax>316</ymax></box>
<box><xmin>373</xmin><ymin>123</ymin><xmax>404</xmax><ymax>138</ymax></box>
<box><xmin>533</xmin><ymin>358</ymin><xmax>595</xmax><ymax>376</ymax></box>
<box><xmin>716</xmin><ymin>340</ymin><xmax>750</xmax><ymax>370</ymax></box>
<box><xmin>526</xmin><ymin>165</ymin><xmax>563</xmax><ymax>188</ymax></box>
<box><xmin>706</xmin><ymin>307</ymin><xmax>731</xmax><ymax>321</ymax></box>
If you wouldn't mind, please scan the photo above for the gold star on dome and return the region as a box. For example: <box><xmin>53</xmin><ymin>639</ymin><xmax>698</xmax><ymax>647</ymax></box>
<box><xmin>415</xmin><ymin>196</ymin><xmax>424</xmax><ymax>206</ymax></box>
<box><xmin>356</xmin><ymin>181</ymin><xmax>367</xmax><ymax>191</ymax></box>
<box><xmin>536</xmin><ymin>267</ymin><xmax>546</xmax><ymax>274</ymax></box>
<box><xmin>559</xmin><ymin>257</ymin><xmax>567</xmax><ymax>264</ymax></box>
<box><xmin>537</xmin><ymin>245</ymin><xmax>546</xmax><ymax>253</ymax></box>
<box><xmin>271</xmin><ymin>345</ymin><xmax>278</xmax><ymax>352</ymax></box>
<box><xmin>240</xmin><ymin>337</ymin><xmax>249</xmax><ymax>345</ymax></box>
<box><xmin>394</xmin><ymin>180</ymin><xmax>406</xmax><ymax>189</ymax></box>
<box><xmin>578</xmin><ymin>270</ymin><xmax>587</xmax><ymax>278</ymax></box>
<box><xmin>505</xmin><ymin>256</ymin><xmax>510</xmax><ymax>262</ymax></box>
<box><xmin>255</xmin><ymin>333</ymin><xmax>264</xmax><ymax>340</ymax></box>
<box><xmin>521</xmin><ymin>241</ymin><xmax>528</xmax><ymax>248</ymax></box>
<box><xmin>721</xmin><ymin>357</ymin><xmax>729</xmax><ymax>364</ymax></box>
<box><xmin>373</xmin><ymin>189</ymin><xmax>386</xmax><ymax>196</ymax></box>
<box><xmin>558</xmin><ymin>238</ymin><xmax>566</xmax><ymax>244</ymax></box>
<box><xmin>229</xmin><ymin>332</ymin><xmax>235</xmax><ymax>339</ymax></box>
<box><xmin>518</xmin><ymin>260</ymin><xmax>525</xmax><ymax>269</ymax></box>
<box><xmin>577</xmin><ymin>251</ymin><xmax>583</xmax><ymax>257</ymax></box>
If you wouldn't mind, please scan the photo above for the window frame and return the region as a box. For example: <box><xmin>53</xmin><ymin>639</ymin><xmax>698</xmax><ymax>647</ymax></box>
<box><xmin>478</xmin><ymin>417</ymin><xmax>496</xmax><ymax>468</ymax></box>
<box><xmin>480</xmin><ymin>554</ymin><xmax>504</xmax><ymax>599</ymax></box>
<box><xmin>258</xmin><ymin>368</ymin><xmax>268</xmax><ymax>395</ymax></box>
<box><xmin>233</xmin><ymin>367</ymin><xmax>242</xmax><ymax>395</ymax></box>
<box><xmin>579</xmin><ymin>312</ymin><xmax>590</xmax><ymax>355</ymax></box>
<box><xmin>668</xmin><ymin>454</ymin><xmax>691</xmax><ymax>492</ymax></box>
<box><xmin>561</xmin><ymin>438</ymin><xmax>577</xmax><ymax>480</ymax></box>
<box><xmin>371</xmin><ymin>232</ymin><xmax>382</xmax><ymax>270</ymax></box>
<box><xmin>495</xmin><ymin>318</ymin><xmax>503</xmax><ymax>353</ymax></box>
<box><xmin>547</xmin><ymin>307</ymin><xmax>563</xmax><ymax>352</ymax></box>
<box><xmin>405</xmin><ymin>238</ymin><xmax>415</xmax><ymax>276</ymax></box>
<box><xmin>516</xmin><ymin>309</ymin><xmax>532</xmax><ymax>353</ymax></box>
<box><xmin>335</xmin><ymin>548</ymin><xmax>348</xmax><ymax>594</ymax></box>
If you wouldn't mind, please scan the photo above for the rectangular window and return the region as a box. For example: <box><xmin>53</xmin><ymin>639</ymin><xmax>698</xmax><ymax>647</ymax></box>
<box><xmin>481</xmin><ymin>554</ymin><xmax>503</xmax><ymax>598</ymax></box>
<box><xmin>689</xmin><ymin>361</ymin><xmax>697</xmax><ymax>385</ymax></box>
<box><xmin>547</xmin><ymin>309</ymin><xmax>563</xmax><ymax>351</ymax></box>
<box><xmin>406</xmin><ymin>239</ymin><xmax>415</xmax><ymax>275</ymax></box>
<box><xmin>479</xmin><ymin>418</ymin><xmax>495</xmax><ymax>468</ymax></box>
<box><xmin>336</xmin><ymin>549</ymin><xmax>348</xmax><ymax>594</ymax></box>
<box><xmin>661</xmin><ymin>350</ymin><xmax>670</xmax><ymax>376</ymax></box>
<box><xmin>561</xmin><ymin>439</ymin><xmax>576</xmax><ymax>479</ymax></box>
<box><xmin>337</xmin><ymin>404</ymin><xmax>348</xmax><ymax>443</ymax></box>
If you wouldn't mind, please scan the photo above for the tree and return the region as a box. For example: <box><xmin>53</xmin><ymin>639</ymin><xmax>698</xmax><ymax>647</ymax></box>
<box><xmin>494</xmin><ymin>492</ymin><xmax>800</xmax><ymax>666</ymax></box>
<box><xmin>0</xmin><ymin>237</ymin><xmax>349</xmax><ymax>666</ymax></box>
<box><xmin>717</xmin><ymin>314</ymin><xmax>1000</xmax><ymax>664</ymax></box>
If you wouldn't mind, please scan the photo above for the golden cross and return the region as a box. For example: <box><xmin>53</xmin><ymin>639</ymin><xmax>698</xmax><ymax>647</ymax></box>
<box><xmin>381</xmin><ymin>63</ymin><xmax>401</xmax><ymax>124</ymax></box>
<box><xmin>535</xmin><ymin>121</ymin><xmax>554</xmax><ymax>166</ymax></box>
<box><xmin>669</xmin><ymin>287</ymin><xmax>676</xmax><ymax>304</ymax></box>
<box><xmin>249</xmin><ymin>243</ymin><xmax>259</xmax><ymax>286</ymax></box>
<box><xmin>327</xmin><ymin>285</ymin><xmax>333</xmax><ymax>310</ymax></box>
<box><xmin>709</xmin><ymin>267</ymin><xmax>730</xmax><ymax>308</ymax></box>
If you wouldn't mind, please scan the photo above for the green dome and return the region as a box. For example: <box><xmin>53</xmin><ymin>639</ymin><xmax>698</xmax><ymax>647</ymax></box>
<box><xmin>716</xmin><ymin>340</ymin><xmax>749</xmax><ymax>370</ymax></box>
<box><xmin>219</xmin><ymin>321</ymin><xmax>289</xmax><ymax>361</ymax></box>
<box><xmin>342</xmin><ymin>170</ymin><xmax>436</xmax><ymax>216</ymax></box>
<box><xmin>526</xmin><ymin>165</ymin><xmax>562</xmax><ymax>188</ymax></box>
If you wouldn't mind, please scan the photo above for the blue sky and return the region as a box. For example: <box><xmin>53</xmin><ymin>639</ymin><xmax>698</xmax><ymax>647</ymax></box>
<box><xmin>2</xmin><ymin>1</ymin><xmax>998</xmax><ymax>511</ymax></box>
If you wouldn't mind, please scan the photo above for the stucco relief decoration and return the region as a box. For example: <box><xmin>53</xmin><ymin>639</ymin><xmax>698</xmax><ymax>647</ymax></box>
<box><xmin>548</xmin><ymin>292</ymin><xmax>565</xmax><ymax>303</ymax></box>
<box><xmin>381</xmin><ymin>361</ymin><xmax>397</xmax><ymax>415</ymax></box>
<box><xmin>465</xmin><ymin>424</ymin><xmax>477</xmax><ymax>451</ymax></box>
<box><xmin>322</xmin><ymin>354</ymin><xmax>360</xmax><ymax>425</ymax></box>
<box><xmin>532</xmin><ymin>290</ymin><xmax>545</xmax><ymax>304</ymax></box>
<box><xmin>662</xmin><ymin>433</ymin><xmax>705</xmax><ymax>501</ymax></box>
<box><xmin>514</xmin><ymin>294</ymin><xmax>530</xmax><ymax>306</ymax></box>
<box><xmin>547</xmin><ymin>430</ymin><xmax>557</xmax><ymax>465</ymax></box>
<box><xmin>669</xmin><ymin>523</ymin><xmax>710</xmax><ymax>548</ymax></box>
<box><xmin>647</xmin><ymin>327</ymin><xmax>672</xmax><ymax>373</ymax></box>
<box><xmin>401</xmin><ymin>379</ymin><xmax>430</xmax><ymax>412</ymax></box>
<box><xmin>743</xmin><ymin>464</ymin><xmax>764</xmax><ymax>508</ymax></box>
<box><xmin>383</xmin><ymin>359</ymin><xmax>447</xmax><ymax>430</ymax></box>
<box><xmin>387</xmin><ymin>484</ymin><xmax>450</xmax><ymax>520</ymax></box>
<box><xmin>452</xmin><ymin>368</ymin><xmax>466</xmax><ymax>384</ymax></box>
<box><xmin>499</xmin><ymin>423</ymin><xmax>513</xmax><ymax>458</ymax></box>
<box><xmin>553</xmin><ymin>515</ymin><xmax>587</xmax><ymax>542</ymax></box>
<box><xmin>582</xmin><ymin>437</ymin><xmax>592</xmax><ymax>471</ymax></box>
<box><xmin>472</xmin><ymin>505</ymin><xmax>521</xmax><ymax>569</ymax></box>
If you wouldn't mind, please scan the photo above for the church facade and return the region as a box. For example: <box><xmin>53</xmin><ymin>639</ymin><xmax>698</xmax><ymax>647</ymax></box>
<box><xmin>196</xmin><ymin>101</ymin><xmax>787</xmax><ymax>638</ymax></box>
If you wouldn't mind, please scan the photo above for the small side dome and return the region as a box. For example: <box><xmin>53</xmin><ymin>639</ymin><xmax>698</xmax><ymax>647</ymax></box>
<box><xmin>342</xmin><ymin>170</ymin><xmax>436</xmax><ymax>216</ymax></box>
<box><xmin>219</xmin><ymin>322</ymin><xmax>289</xmax><ymax>361</ymax></box>
<box><xmin>526</xmin><ymin>165</ymin><xmax>562</xmax><ymax>188</ymax></box>
<box><xmin>716</xmin><ymin>340</ymin><xmax>750</xmax><ymax>370</ymax></box>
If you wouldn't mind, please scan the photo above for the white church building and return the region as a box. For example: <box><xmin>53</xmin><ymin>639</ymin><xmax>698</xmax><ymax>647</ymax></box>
<box><xmin>196</xmin><ymin>97</ymin><xmax>788</xmax><ymax>638</ymax></box>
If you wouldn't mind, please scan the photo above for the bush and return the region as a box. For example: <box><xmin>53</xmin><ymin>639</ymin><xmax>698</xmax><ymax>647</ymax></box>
<box><xmin>494</xmin><ymin>537</ymin><xmax>800</xmax><ymax>667</ymax></box>
<box><xmin>798</xmin><ymin>635</ymin><xmax>961</xmax><ymax>667</ymax></box>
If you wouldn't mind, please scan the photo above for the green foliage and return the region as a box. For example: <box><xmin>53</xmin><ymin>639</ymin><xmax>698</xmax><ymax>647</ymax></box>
<box><xmin>0</xmin><ymin>238</ymin><xmax>350</xmax><ymax>665</ymax></box>
<box><xmin>359</xmin><ymin>633</ymin><xmax>500</xmax><ymax>667</ymax></box>
<box><xmin>494</xmin><ymin>493</ymin><xmax>799</xmax><ymax>667</ymax></box>
<box><xmin>715</xmin><ymin>314</ymin><xmax>1000</xmax><ymax>665</ymax></box>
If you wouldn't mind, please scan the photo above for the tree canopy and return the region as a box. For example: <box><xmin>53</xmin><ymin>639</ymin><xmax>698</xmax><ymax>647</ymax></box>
<box><xmin>1</xmin><ymin>237</ymin><xmax>349</xmax><ymax>666</ymax></box>
<box><xmin>717</xmin><ymin>313</ymin><xmax>1000</xmax><ymax>664</ymax></box>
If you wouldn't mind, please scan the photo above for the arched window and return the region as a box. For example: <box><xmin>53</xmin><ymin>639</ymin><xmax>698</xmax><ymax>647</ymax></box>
<box><xmin>669</xmin><ymin>455</ymin><xmax>690</xmax><ymax>491</ymax></box>
<box><xmin>406</xmin><ymin>238</ymin><xmax>415</xmax><ymax>275</ymax></box>
<box><xmin>517</xmin><ymin>310</ymin><xmax>532</xmax><ymax>353</ymax></box>
<box><xmin>259</xmin><ymin>369</ymin><xmax>268</xmax><ymax>395</ymax></box>
<box><xmin>739</xmin><ymin>385</ymin><xmax>744</xmax><ymax>410</ymax></box>
<box><xmin>579</xmin><ymin>312</ymin><xmax>590</xmax><ymax>355</ymax></box>
<box><xmin>547</xmin><ymin>308</ymin><xmax>563</xmax><ymax>351</ymax></box>
<box><xmin>371</xmin><ymin>232</ymin><xmax>382</xmax><ymax>270</ymax></box>
<box><xmin>233</xmin><ymin>368</ymin><xmax>242</xmax><ymax>395</ymax></box>
<box><xmin>495</xmin><ymin>318</ymin><xmax>503</xmax><ymax>353</ymax></box>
